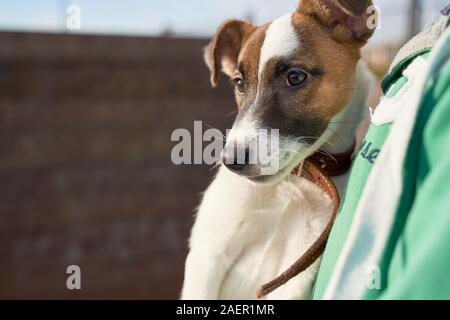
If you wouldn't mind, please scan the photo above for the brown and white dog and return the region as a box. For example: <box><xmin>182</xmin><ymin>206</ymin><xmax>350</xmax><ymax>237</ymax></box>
<box><xmin>182</xmin><ymin>0</ymin><xmax>375</xmax><ymax>300</ymax></box>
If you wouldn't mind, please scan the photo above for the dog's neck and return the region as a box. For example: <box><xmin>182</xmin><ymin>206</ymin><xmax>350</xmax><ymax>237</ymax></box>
<box><xmin>320</xmin><ymin>62</ymin><xmax>372</xmax><ymax>155</ymax></box>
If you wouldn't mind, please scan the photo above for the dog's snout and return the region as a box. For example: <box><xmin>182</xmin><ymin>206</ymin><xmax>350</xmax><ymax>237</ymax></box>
<box><xmin>223</xmin><ymin>146</ymin><xmax>250</xmax><ymax>173</ymax></box>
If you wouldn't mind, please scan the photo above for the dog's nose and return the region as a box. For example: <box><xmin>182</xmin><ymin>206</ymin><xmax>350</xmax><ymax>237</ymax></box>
<box><xmin>223</xmin><ymin>147</ymin><xmax>250</xmax><ymax>173</ymax></box>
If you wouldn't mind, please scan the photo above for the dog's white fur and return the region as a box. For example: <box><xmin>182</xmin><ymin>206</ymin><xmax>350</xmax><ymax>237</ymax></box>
<box><xmin>259</xmin><ymin>13</ymin><xmax>300</xmax><ymax>77</ymax></box>
<box><xmin>183</xmin><ymin>166</ymin><xmax>332</xmax><ymax>300</ymax></box>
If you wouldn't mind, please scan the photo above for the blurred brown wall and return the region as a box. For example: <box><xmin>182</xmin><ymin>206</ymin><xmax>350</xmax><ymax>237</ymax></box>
<box><xmin>0</xmin><ymin>31</ymin><xmax>234</xmax><ymax>299</ymax></box>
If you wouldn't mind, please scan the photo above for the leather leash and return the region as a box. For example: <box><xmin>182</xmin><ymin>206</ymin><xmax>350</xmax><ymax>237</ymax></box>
<box><xmin>256</xmin><ymin>145</ymin><xmax>355</xmax><ymax>299</ymax></box>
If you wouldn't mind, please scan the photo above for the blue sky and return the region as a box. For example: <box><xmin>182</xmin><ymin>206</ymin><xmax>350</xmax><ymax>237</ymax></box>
<box><xmin>0</xmin><ymin>0</ymin><xmax>448</xmax><ymax>43</ymax></box>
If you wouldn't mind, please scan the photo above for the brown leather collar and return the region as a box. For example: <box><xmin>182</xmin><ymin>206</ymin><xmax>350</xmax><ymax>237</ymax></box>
<box><xmin>257</xmin><ymin>145</ymin><xmax>355</xmax><ymax>299</ymax></box>
<box><xmin>307</xmin><ymin>143</ymin><xmax>356</xmax><ymax>177</ymax></box>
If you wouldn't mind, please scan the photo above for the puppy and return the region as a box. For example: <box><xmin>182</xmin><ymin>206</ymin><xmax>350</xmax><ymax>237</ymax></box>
<box><xmin>182</xmin><ymin>0</ymin><xmax>375</xmax><ymax>300</ymax></box>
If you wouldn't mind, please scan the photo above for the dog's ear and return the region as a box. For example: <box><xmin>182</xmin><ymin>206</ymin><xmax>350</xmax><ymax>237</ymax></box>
<box><xmin>204</xmin><ymin>20</ymin><xmax>255</xmax><ymax>87</ymax></box>
<box><xmin>298</xmin><ymin>0</ymin><xmax>376</xmax><ymax>45</ymax></box>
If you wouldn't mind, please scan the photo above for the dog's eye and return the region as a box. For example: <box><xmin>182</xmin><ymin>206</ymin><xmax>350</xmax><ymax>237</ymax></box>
<box><xmin>286</xmin><ymin>70</ymin><xmax>307</xmax><ymax>87</ymax></box>
<box><xmin>233</xmin><ymin>77</ymin><xmax>245</xmax><ymax>94</ymax></box>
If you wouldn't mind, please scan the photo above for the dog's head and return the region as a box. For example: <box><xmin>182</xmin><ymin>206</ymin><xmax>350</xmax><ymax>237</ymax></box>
<box><xmin>205</xmin><ymin>0</ymin><xmax>375</xmax><ymax>183</ymax></box>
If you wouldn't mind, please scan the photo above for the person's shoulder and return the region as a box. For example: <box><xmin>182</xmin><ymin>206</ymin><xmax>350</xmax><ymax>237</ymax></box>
<box><xmin>381</xmin><ymin>14</ymin><xmax>450</xmax><ymax>94</ymax></box>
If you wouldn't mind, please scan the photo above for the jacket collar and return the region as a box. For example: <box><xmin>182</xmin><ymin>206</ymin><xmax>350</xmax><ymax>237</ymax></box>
<box><xmin>382</xmin><ymin>15</ymin><xmax>449</xmax><ymax>94</ymax></box>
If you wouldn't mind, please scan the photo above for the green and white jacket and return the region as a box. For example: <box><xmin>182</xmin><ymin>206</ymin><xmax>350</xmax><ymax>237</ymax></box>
<box><xmin>313</xmin><ymin>14</ymin><xmax>450</xmax><ymax>300</ymax></box>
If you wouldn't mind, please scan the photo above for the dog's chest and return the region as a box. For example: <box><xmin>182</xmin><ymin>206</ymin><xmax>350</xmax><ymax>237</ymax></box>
<box><xmin>216</xmin><ymin>174</ymin><xmax>333</xmax><ymax>300</ymax></box>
